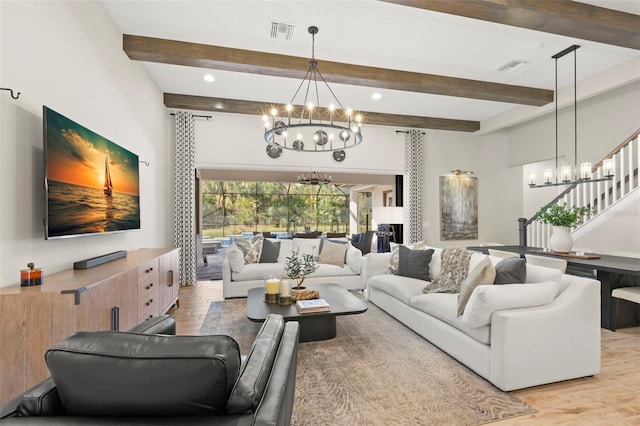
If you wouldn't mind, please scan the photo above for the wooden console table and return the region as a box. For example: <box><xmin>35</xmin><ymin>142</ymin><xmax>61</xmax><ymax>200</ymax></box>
<box><xmin>0</xmin><ymin>248</ymin><xmax>180</xmax><ymax>404</ymax></box>
<box><xmin>467</xmin><ymin>246</ymin><xmax>640</xmax><ymax>331</ymax></box>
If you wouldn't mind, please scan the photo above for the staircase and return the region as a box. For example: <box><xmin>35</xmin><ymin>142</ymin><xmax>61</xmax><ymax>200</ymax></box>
<box><xmin>523</xmin><ymin>128</ymin><xmax>639</xmax><ymax>248</ymax></box>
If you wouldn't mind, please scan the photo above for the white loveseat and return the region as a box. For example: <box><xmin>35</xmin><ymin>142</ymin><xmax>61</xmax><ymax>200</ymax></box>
<box><xmin>223</xmin><ymin>237</ymin><xmax>365</xmax><ymax>298</ymax></box>
<box><xmin>362</xmin><ymin>247</ymin><xmax>601</xmax><ymax>391</ymax></box>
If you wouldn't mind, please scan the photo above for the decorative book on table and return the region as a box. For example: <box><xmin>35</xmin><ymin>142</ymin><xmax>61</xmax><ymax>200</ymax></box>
<box><xmin>296</xmin><ymin>299</ymin><xmax>330</xmax><ymax>313</ymax></box>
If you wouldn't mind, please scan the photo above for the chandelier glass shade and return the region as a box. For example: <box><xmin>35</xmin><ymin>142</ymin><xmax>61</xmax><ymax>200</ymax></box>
<box><xmin>263</xmin><ymin>26</ymin><xmax>363</xmax><ymax>153</ymax></box>
<box><xmin>297</xmin><ymin>171</ymin><xmax>332</xmax><ymax>185</ymax></box>
<box><xmin>529</xmin><ymin>45</ymin><xmax>613</xmax><ymax>189</ymax></box>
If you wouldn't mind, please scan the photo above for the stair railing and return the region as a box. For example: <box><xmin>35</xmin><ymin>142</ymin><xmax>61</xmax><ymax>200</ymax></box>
<box><xmin>520</xmin><ymin>128</ymin><xmax>639</xmax><ymax>248</ymax></box>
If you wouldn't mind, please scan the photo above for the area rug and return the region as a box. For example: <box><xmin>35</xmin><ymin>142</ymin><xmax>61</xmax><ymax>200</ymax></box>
<box><xmin>196</xmin><ymin>247</ymin><xmax>227</xmax><ymax>281</ymax></box>
<box><xmin>200</xmin><ymin>298</ymin><xmax>536</xmax><ymax>426</ymax></box>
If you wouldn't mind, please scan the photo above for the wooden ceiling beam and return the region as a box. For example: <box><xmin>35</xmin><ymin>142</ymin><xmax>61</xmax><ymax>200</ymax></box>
<box><xmin>381</xmin><ymin>0</ymin><xmax>640</xmax><ymax>50</ymax></box>
<box><xmin>164</xmin><ymin>93</ymin><xmax>481</xmax><ymax>132</ymax></box>
<box><xmin>125</xmin><ymin>34</ymin><xmax>552</xmax><ymax>107</ymax></box>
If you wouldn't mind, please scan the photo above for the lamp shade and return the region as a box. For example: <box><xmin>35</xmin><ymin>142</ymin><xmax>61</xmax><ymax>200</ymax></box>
<box><xmin>373</xmin><ymin>207</ymin><xmax>404</xmax><ymax>225</ymax></box>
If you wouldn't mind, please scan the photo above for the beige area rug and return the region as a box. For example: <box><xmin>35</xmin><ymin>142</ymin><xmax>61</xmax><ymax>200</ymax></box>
<box><xmin>200</xmin><ymin>298</ymin><xmax>536</xmax><ymax>426</ymax></box>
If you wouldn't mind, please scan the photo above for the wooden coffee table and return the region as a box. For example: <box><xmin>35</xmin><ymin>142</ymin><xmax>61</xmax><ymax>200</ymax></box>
<box><xmin>247</xmin><ymin>283</ymin><xmax>367</xmax><ymax>342</ymax></box>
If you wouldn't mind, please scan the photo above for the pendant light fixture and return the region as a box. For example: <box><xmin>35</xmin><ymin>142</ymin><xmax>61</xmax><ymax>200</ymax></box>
<box><xmin>263</xmin><ymin>26</ymin><xmax>363</xmax><ymax>158</ymax></box>
<box><xmin>529</xmin><ymin>45</ymin><xmax>614</xmax><ymax>188</ymax></box>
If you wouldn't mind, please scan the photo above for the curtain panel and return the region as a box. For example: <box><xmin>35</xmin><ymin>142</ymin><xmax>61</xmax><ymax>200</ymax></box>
<box><xmin>405</xmin><ymin>130</ymin><xmax>424</xmax><ymax>244</ymax></box>
<box><xmin>174</xmin><ymin>111</ymin><xmax>196</xmax><ymax>286</ymax></box>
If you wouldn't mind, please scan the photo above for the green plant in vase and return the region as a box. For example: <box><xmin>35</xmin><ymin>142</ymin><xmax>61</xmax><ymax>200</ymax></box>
<box><xmin>534</xmin><ymin>203</ymin><xmax>593</xmax><ymax>252</ymax></box>
<box><xmin>284</xmin><ymin>249</ymin><xmax>319</xmax><ymax>289</ymax></box>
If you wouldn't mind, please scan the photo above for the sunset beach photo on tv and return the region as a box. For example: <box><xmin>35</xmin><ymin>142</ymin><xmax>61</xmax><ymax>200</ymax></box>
<box><xmin>44</xmin><ymin>106</ymin><xmax>140</xmax><ymax>239</ymax></box>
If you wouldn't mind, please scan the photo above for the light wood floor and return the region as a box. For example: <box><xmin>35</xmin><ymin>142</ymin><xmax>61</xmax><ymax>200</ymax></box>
<box><xmin>170</xmin><ymin>281</ymin><xmax>640</xmax><ymax>425</ymax></box>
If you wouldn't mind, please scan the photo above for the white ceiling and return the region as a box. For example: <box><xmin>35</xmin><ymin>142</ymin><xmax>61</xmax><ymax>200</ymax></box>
<box><xmin>101</xmin><ymin>0</ymin><xmax>640</xmax><ymax>124</ymax></box>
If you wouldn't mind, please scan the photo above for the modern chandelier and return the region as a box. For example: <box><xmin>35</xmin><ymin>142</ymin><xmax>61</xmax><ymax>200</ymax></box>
<box><xmin>297</xmin><ymin>171</ymin><xmax>332</xmax><ymax>185</ymax></box>
<box><xmin>263</xmin><ymin>26</ymin><xmax>363</xmax><ymax>156</ymax></box>
<box><xmin>529</xmin><ymin>45</ymin><xmax>614</xmax><ymax>188</ymax></box>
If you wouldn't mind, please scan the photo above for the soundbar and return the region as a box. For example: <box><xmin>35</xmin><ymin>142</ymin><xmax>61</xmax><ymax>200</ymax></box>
<box><xmin>73</xmin><ymin>250</ymin><xmax>127</xmax><ymax>270</ymax></box>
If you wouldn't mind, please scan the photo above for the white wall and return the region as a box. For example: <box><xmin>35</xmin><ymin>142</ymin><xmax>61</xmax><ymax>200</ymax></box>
<box><xmin>0</xmin><ymin>1</ymin><xmax>169</xmax><ymax>287</ymax></box>
<box><xmin>194</xmin><ymin>113</ymin><xmax>405</xmax><ymax>175</ymax></box>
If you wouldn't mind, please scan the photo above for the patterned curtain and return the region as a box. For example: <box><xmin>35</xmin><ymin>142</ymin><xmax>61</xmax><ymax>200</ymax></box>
<box><xmin>405</xmin><ymin>130</ymin><xmax>424</xmax><ymax>244</ymax></box>
<box><xmin>174</xmin><ymin>111</ymin><xmax>196</xmax><ymax>286</ymax></box>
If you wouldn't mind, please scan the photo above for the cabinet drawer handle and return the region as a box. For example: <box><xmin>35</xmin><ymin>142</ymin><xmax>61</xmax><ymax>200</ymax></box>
<box><xmin>147</xmin><ymin>315</ymin><xmax>153</xmax><ymax>320</ymax></box>
<box><xmin>145</xmin><ymin>283</ymin><xmax>154</xmax><ymax>290</ymax></box>
<box><xmin>168</xmin><ymin>270</ymin><xmax>174</xmax><ymax>287</ymax></box>
<box><xmin>146</xmin><ymin>299</ymin><xmax>153</xmax><ymax>306</ymax></box>
<box><xmin>146</xmin><ymin>267</ymin><xmax>154</xmax><ymax>273</ymax></box>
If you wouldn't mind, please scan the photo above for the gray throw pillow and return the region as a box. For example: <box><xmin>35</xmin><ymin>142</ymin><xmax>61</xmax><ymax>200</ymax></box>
<box><xmin>495</xmin><ymin>257</ymin><xmax>527</xmax><ymax>284</ymax></box>
<box><xmin>397</xmin><ymin>246</ymin><xmax>434</xmax><ymax>281</ymax></box>
<box><xmin>259</xmin><ymin>239</ymin><xmax>281</xmax><ymax>263</ymax></box>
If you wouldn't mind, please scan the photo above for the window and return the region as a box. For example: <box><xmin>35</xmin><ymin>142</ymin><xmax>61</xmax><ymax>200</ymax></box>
<box><xmin>201</xmin><ymin>181</ymin><xmax>349</xmax><ymax>237</ymax></box>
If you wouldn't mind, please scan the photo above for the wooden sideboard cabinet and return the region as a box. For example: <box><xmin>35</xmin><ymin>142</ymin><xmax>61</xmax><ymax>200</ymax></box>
<box><xmin>0</xmin><ymin>248</ymin><xmax>180</xmax><ymax>404</ymax></box>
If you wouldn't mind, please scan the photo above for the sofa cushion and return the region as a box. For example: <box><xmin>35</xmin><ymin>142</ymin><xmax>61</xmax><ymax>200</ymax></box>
<box><xmin>294</xmin><ymin>238</ymin><xmax>322</xmax><ymax>257</ymax></box>
<box><xmin>233</xmin><ymin>263</ymin><xmax>285</xmax><ymax>281</ymax></box>
<box><xmin>46</xmin><ymin>331</ymin><xmax>241</xmax><ymax>417</ymax></box>
<box><xmin>235</xmin><ymin>234</ymin><xmax>263</xmax><ymax>264</ymax></box>
<box><xmin>424</xmin><ymin>248</ymin><xmax>473</xmax><ymax>294</ymax></box>
<box><xmin>397</xmin><ymin>246</ymin><xmax>434</xmax><ymax>281</ymax></box>
<box><xmin>410</xmin><ymin>293</ymin><xmax>491</xmax><ymax>344</ymax></box>
<box><xmin>227</xmin><ymin>246</ymin><xmax>246</xmax><ymax>273</ymax></box>
<box><xmin>457</xmin><ymin>256</ymin><xmax>495</xmax><ymax>317</ymax></box>
<box><xmin>461</xmin><ymin>281</ymin><xmax>559</xmax><ymax>328</ymax></box>
<box><xmin>259</xmin><ymin>238</ymin><xmax>281</xmax><ymax>263</ymax></box>
<box><xmin>228</xmin><ymin>314</ymin><xmax>284</xmax><ymax>414</ymax></box>
<box><xmin>367</xmin><ymin>274</ymin><xmax>426</xmax><ymax>305</ymax></box>
<box><xmin>276</xmin><ymin>239</ymin><xmax>295</xmax><ymax>263</ymax></box>
<box><xmin>345</xmin><ymin>244</ymin><xmax>363</xmax><ymax>273</ymax></box>
<box><xmin>494</xmin><ymin>257</ymin><xmax>526</xmax><ymax>284</ymax></box>
<box><xmin>319</xmin><ymin>239</ymin><xmax>348</xmax><ymax>267</ymax></box>
<box><xmin>310</xmin><ymin>263</ymin><xmax>359</xmax><ymax>278</ymax></box>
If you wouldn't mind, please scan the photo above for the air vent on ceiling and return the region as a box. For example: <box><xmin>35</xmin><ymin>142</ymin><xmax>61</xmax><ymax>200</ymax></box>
<box><xmin>497</xmin><ymin>59</ymin><xmax>529</xmax><ymax>73</ymax></box>
<box><xmin>268</xmin><ymin>21</ymin><xmax>296</xmax><ymax>40</ymax></box>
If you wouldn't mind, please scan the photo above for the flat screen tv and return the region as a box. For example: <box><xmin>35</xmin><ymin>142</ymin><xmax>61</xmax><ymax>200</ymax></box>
<box><xmin>43</xmin><ymin>106</ymin><xmax>140</xmax><ymax>239</ymax></box>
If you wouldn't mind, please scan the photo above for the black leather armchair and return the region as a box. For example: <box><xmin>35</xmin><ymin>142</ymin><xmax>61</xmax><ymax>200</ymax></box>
<box><xmin>1</xmin><ymin>314</ymin><xmax>299</xmax><ymax>426</ymax></box>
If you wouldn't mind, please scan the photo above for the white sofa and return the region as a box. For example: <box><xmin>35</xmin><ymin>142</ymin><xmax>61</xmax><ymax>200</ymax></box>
<box><xmin>362</xmin><ymin>247</ymin><xmax>601</xmax><ymax>391</ymax></box>
<box><xmin>223</xmin><ymin>237</ymin><xmax>365</xmax><ymax>298</ymax></box>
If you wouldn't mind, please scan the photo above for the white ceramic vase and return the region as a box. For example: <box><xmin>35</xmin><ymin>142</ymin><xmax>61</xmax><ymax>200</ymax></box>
<box><xmin>549</xmin><ymin>226</ymin><xmax>573</xmax><ymax>253</ymax></box>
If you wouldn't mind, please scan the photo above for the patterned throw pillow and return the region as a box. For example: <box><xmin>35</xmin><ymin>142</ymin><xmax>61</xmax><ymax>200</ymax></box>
<box><xmin>235</xmin><ymin>234</ymin><xmax>263</xmax><ymax>264</ymax></box>
<box><xmin>389</xmin><ymin>240</ymin><xmax>428</xmax><ymax>274</ymax></box>
<box><xmin>423</xmin><ymin>248</ymin><xmax>472</xmax><ymax>294</ymax></box>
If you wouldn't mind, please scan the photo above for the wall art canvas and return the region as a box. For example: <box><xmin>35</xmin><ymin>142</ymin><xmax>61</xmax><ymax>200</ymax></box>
<box><xmin>439</xmin><ymin>176</ymin><xmax>478</xmax><ymax>240</ymax></box>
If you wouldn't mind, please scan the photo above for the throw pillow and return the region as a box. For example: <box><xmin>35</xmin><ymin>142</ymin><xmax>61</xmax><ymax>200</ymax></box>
<box><xmin>494</xmin><ymin>257</ymin><xmax>526</xmax><ymax>284</ymax></box>
<box><xmin>389</xmin><ymin>240</ymin><xmax>428</xmax><ymax>274</ymax></box>
<box><xmin>345</xmin><ymin>244</ymin><xmax>363</xmax><ymax>273</ymax></box>
<box><xmin>424</xmin><ymin>248</ymin><xmax>472</xmax><ymax>294</ymax></box>
<box><xmin>397</xmin><ymin>246</ymin><xmax>434</xmax><ymax>281</ymax></box>
<box><xmin>235</xmin><ymin>234</ymin><xmax>263</xmax><ymax>264</ymax></box>
<box><xmin>457</xmin><ymin>256</ymin><xmax>496</xmax><ymax>316</ymax></box>
<box><xmin>461</xmin><ymin>281</ymin><xmax>559</xmax><ymax>328</ymax></box>
<box><xmin>319</xmin><ymin>239</ymin><xmax>348</xmax><ymax>267</ymax></box>
<box><xmin>227</xmin><ymin>246</ymin><xmax>245</xmax><ymax>273</ymax></box>
<box><xmin>259</xmin><ymin>238</ymin><xmax>280</xmax><ymax>263</ymax></box>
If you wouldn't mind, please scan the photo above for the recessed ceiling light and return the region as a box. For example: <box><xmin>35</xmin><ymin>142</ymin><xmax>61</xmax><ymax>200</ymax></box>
<box><xmin>372</xmin><ymin>93</ymin><xmax>381</xmax><ymax>100</ymax></box>
<box><xmin>204</xmin><ymin>74</ymin><xmax>215</xmax><ymax>82</ymax></box>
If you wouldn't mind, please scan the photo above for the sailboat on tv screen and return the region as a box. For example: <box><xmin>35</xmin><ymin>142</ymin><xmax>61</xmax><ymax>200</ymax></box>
<box><xmin>103</xmin><ymin>155</ymin><xmax>113</xmax><ymax>196</ymax></box>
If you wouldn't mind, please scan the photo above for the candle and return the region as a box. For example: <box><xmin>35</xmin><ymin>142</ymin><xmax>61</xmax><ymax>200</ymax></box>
<box><xmin>265</xmin><ymin>278</ymin><xmax>280</xmax><ymax>294</ymax></box>
<box><xmin>279</xmin><ymin>280</ymin><xmax>290</xmax><ymax>297</ymax></box>
<box><xmin>528</xmin><ymin>172</ymin><xmax>536</xmax><ymax>186</ymax></box>
<box><xmin>543</xmin><ymin>169</ymin><xmax>553</xmax><ymax>185</ymax></box>
<box><xmin>561</xmin><ymin>165</ymin><xmax>572</xmax><ymax>182</ymax></box>
<box><xmin>580</xmin><ymin>162</ymin><xmax>592</xmax><ymax>180</ymax></box>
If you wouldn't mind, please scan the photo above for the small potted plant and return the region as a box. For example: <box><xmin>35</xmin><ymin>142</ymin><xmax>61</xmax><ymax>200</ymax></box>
<box><xmin>283</xmin><ymin>249</ymin><xmax>319</xmax><ymax>290</ymax></box>
<box><xmin>534</xmin><ymin>203</ymin><xmax>592</xmax><ymax>252</ymax></box>
<box><xmin>202</xmin><ymin>254</ymin><xmax>208</xmax><ymax>266</ymax></box>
